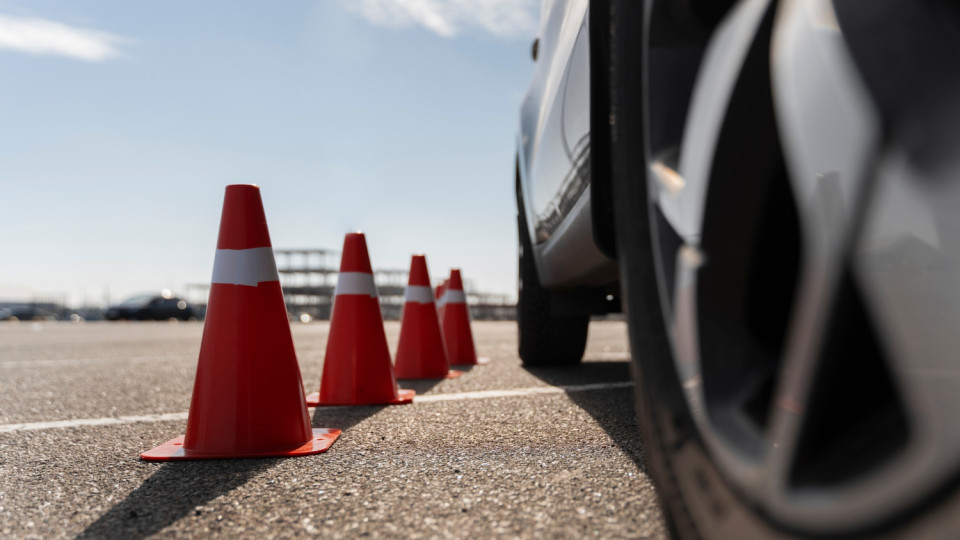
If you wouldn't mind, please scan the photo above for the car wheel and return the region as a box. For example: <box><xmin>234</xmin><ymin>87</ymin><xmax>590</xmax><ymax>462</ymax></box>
<box><xmin>609</xmin><ymin>0</ymin><xmax>960</xmax><ymax>537</ymax></box>
<box><xmin>516</xmin><ymin>172</ymin><xmax>589</xmax><ymax>366</ymax></box>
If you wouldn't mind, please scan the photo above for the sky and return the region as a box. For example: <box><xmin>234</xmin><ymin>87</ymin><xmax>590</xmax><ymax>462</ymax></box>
<box><xmin>0</xmin><ymin>0</ymin><xmax>538</xmax><ymax>307</ymax></box>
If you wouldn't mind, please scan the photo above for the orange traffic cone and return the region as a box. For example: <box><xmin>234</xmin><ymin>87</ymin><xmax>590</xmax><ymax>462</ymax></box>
<box><xmin>395</xmin><ymin>255</ymin><xmax>462</xmax><ymax>379</ymax></box>
<box><xmin>307</xmin><ymin>232</ymin><xmax>415</xmax><ymax>406</ymax></box>
<box><xmin>440</xmin><ymin>269</ymin><xmax>490</xmax><ymax>366</ymax></box>
<box><xmin>141</xmin><ymin>185</ymin><xmax>340</xmax><ymax>461</ymax></box>
<box><xmin>435</xmin><ymin>279</ymin><xmax>448</xmax><ymax>323</ymax></box>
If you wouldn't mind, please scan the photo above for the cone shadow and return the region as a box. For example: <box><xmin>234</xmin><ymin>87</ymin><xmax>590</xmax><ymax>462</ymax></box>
<box><xmin>522</xmin><ymin>360</ymin><xmax>645</xmax><ymax>471</ymax></box>
<box><xmin>446</xmin><ymin>364</ymin><xmax>475</xmax><ymax>373</ymax></box>
<box><xmin>78</xmin><ymin>459</ymin><xmax>276</xmax><ymax>539</ymax></box>
<box><xmin>310</xmin><ymin>404</ymin><xmax>386</xmax><ymax>432</ymax></box>
<box><xmin>80</xmin><ymin>409</ymin><xmax>381</xmax><ymax>539</ymax></box>
<box><xmin>393</xmin><ymin>378</ymin><xmax>442</xmax><ymax>395</ymax></box>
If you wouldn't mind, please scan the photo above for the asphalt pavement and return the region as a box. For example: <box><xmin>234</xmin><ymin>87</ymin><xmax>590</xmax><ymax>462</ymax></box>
<box><xmin>0</xmin><ymin>320</ymin><xmax>665</xmax><ymax>538</ymax></box>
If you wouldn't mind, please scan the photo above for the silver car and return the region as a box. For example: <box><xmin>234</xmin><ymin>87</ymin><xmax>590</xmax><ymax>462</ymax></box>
<box><xmin>516</xmin><ymin>0</ymin><xmax>960</xmax><ymax>537</ymax></box>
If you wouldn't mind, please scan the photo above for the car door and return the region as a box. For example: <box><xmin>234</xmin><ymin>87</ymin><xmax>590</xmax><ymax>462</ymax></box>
<box><xmin>521</xmin><ymin>0</ymin><xmax>589</xmax><ymax>241</ymax></box>
<box><xmin>520</xmin><ymin>0</ymin><xmax>613</xmax><ymax>287</ymax></box>
<box><xmin>161</xmin><ymin>298</ymin><xmax>182</xmax><ymax>319</ymax></box>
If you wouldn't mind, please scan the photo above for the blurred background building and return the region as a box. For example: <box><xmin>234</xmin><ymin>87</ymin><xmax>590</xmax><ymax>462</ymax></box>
<box><xmin>188</xmin><ymin>247</ymin><xmax>516</xmax><ymax>322</ymax></box>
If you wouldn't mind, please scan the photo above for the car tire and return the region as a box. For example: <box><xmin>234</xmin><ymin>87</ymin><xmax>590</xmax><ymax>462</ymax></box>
<box><xmin>608</xmin><ymin>1</ymin><xmax>825</xmax><ymax>536</ymax></box>
<box><xmin>607</xmin><ymin>0</ymin><xmax>960</xmax><ymax>537</ymax></box>
<box><xmin>605</xmin><ymin>2</ymin><xmax>692</xmax><ymax>536</ymax></box>
<box><xmin>516</xmin><ymin>175</ymin><xmax>589</xmax><ymax>366</ymax></box>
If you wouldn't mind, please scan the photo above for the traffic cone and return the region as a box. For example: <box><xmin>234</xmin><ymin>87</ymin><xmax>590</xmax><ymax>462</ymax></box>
<box><xmin>435</xmin><ymin>279</ymin><xmax>448</xmax><ymax>323</ymax></box>
<box><xmin>306</xmin><ymin>232</ymin><xmax>415</xmax><ymax>406</ymax></box>
<box><xmin>142</xmin><ymin>185</ymin><xmax>340</xmax><ymax>461</ymax></box>
<box><xmin>440</xmin><ymin>269</ymin><xmax>491</xmax><ymax>365</ymax></box>
<box><xmin>395</xmin><ymin>255</ymin><xmax>462</xmax><ymax>379</ymax></box>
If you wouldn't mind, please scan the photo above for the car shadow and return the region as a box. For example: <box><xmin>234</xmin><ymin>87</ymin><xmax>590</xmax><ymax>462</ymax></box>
<box><xmin>79</xmin><ymin>409</ymin><xmax>379</xmax><ymax>539</ymax></box>
<box><xmin>522</xmin><ymin>359</ymin><xmax>646</xmax><ymax>471</ymax></box>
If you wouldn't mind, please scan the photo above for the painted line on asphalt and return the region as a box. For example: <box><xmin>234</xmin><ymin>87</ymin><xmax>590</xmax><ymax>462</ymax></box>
<box><xmin>1</xmin><ymin>352</ymin><xmax>631</xmax><ymax>369</ymax></box>
<box><xmin>0</xmin><ymin>381</ymin><xmax>634</xmax><ymax>433</ymax></box>
<box><xmin>591</xmin><ymin>352</ymin><xmax>632</xmax><ymax>360</ymax></box>
<box><xmin>412</xmin><ymin>381</ymin><xmax>634</xmax><ymax>403</ymax></box>
<box><xmin>0</xmin><ymin>355</ymin><xmax>186</xmax><ymax>368</ymax></box>
<box><xmin>0</xmin><ymin>412</ymin><xmax>190</xmax><ymax>433</ymax></box>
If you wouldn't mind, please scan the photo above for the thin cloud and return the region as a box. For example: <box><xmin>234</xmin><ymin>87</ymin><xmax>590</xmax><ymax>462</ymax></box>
<box><xmin>345</xmin><ymin>0</ymin><xmax>538</xmax><ymax>39</ymax></box>
<box><xmin>0</xmin><ymin>13</ymin><xmax>126</xmax><ymax>62</ymax></box>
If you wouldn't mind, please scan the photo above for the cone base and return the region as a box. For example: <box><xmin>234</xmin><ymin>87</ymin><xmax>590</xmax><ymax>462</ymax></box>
<box><xmin>140</xmin><ymin>428</ymin><xmax>341</xmax><ymax>461</ymax></box>
<box><xmin>452</xmin><ymin>357</ymin><xmax>491</xmax><ymax>366</ymax></box>
<box><xmin>305</xmin><ymin>389</ymin><xmax>415</xmax><ymax>407</ymax></box>
<box><xmin>397</xmin><ymin>369</ymin><xmax>463</xmax><ymax>380</ymax></box>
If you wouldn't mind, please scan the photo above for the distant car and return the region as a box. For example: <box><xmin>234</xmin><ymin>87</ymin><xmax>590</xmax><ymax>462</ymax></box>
<box><xmin>0</xmin><ymin>306</ymin><xmax>59</xmax><ymax>321</ymax></box>
<box><xmin>105</xmin><ymin>294</ymin><xmax>196</xmax><ymax>321</ymax></box>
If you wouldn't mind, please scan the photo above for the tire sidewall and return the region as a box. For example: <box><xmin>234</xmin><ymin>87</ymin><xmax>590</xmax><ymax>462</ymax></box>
<box><xmin>606</xmin><ymin>1</ymin><xmax>806</xmax><ymax>536</ymax></box>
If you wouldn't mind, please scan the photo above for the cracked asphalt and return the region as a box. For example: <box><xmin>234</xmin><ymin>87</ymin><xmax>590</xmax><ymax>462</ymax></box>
<box><xmin>0</xmin><ymin>320</ymin><xmax>666</xmax><ymax>538</ymax></box>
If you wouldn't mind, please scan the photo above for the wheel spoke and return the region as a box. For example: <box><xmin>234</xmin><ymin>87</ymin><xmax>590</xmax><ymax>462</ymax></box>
<box><xmin>763</xmin><ymin>0</ymin><xmax>884</xmax><ymax>526</ymax></box>
<box><xmin>655</xmin><ymin>0</ymin><xmax>787</xmax><ymax>495</ymax></box>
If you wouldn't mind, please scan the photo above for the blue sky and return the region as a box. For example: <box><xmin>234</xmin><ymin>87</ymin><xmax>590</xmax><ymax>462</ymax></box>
<box><xmin>0</xmin><ymin>0</ymin><xmax>537</xmax><ymax>306</ymax></box>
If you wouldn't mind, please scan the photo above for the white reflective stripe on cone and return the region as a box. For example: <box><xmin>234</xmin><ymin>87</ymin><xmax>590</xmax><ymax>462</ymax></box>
<box><xmin>440</xmin><ymin>289</ymin><xmax>467</xmax><ymax>305</ymax></box>
<box><xmin>211</xmin><ymin>247</ymin><xmax>279</xmax><ymax>286</ymax></box>
<box><xmin>404</xmin><ymin>285</ymin><xmax>435</xmax><ymax>304</ymax></box>
<box><xmin>335</xmin><ymin>272</ymin><xmax>378</xmax><ymax>297</ymax></box>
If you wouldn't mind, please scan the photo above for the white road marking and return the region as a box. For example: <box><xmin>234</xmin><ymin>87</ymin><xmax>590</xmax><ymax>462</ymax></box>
<box><xmin>413</xmin><ymin>382</ymin><xmax>634</xmax><ymax>403</ymax></box>
<box><xmin>0</xmin><ymin>412</ymin><xmax>189</xmax><ymax>433</ymax></box>
<box><xmin>0</xmin><ymin>353</ymin><xmax>631</xmax><ymax>369</ymax></box>
<box><xmin>0</xmin><ymin>381</ymin><xmax>634</xmax><ymax>433</ymax></box>
<box><xmin>591</xmin><ymin>352</ymin><xmax>632</xmax><ymax>360</ymax></box>
<box><xmin>0</xmin><ymin>355</ymin><xmax>186</xmax><ymax>368</ymax></box>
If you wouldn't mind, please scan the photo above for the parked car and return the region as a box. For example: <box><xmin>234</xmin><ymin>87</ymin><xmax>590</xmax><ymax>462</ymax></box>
<box><xmin>0</xmin><ymin>306</ymin><xmax>59</xmax><ymax>321</ymax></box>
<box><xmin>517</xmin><ymin>0</ymin><xmax>960</xmax><ymax>537</ymax></box>
<box><xmin>105</xmin><ymin>293</ymin><xmax>196</xmax><ymax>321</ymax></box>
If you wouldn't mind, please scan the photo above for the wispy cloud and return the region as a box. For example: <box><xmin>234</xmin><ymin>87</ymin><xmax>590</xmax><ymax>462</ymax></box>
<box><xmin>345</xmin><ymin>0</ymin><xmax>538</xmax><ymax>39</ymax></box>
<box><xmin>0</xmin><ymin>13</ymin><xmax>126</xmax><ymax>62</ymax></box>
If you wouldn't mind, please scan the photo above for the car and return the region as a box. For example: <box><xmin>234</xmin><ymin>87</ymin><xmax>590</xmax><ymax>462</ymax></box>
<box><xmin>516</xmin><ymin>0</ymin><xmax>960</xmax><ymax>537</ymax></box>
<box><xmin>105</xmin><ymin>293</ymin><xmax>196</xmax><ymax>321</ymax></box>
<box><xmin>0</xmin><ymin>305</ymin><xmax>59</xmax><ymax>321</ymax></box>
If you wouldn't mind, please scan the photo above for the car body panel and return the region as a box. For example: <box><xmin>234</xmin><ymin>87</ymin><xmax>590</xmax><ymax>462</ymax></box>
<box><xmin>518</xmin><ymin>0</ymin><xmax>617</xmax><ymax>289</ymax></box>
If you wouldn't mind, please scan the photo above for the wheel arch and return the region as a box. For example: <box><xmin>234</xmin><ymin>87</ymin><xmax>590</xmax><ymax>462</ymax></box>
<box><xmin>588</xmin><ymin>0</ymin><xmax>617</xmax><ymax>260</ymax></box>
